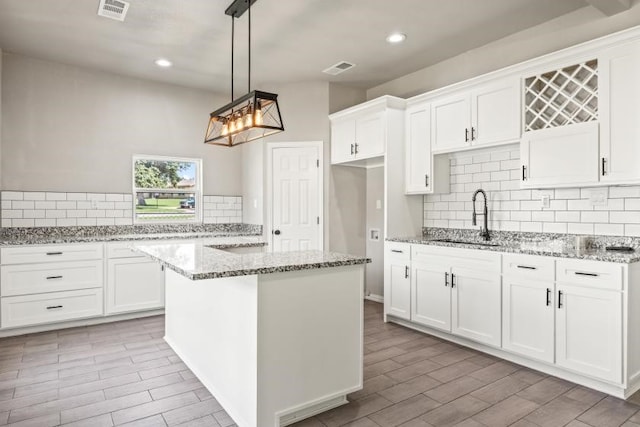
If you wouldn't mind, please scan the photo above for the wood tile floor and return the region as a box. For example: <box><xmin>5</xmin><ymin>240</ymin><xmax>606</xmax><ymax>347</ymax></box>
<box><xmin>0</xmin><ymin>301</ymin><xmax>638</xmax><ymax>426</ymax></box>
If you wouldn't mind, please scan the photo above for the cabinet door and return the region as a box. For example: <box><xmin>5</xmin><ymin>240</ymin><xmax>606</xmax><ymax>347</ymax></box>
<box><xmin>431</xmin><ymin>94</ymin><xmax>470</xmax><ymax>151</ymax></box>
<box><xmin>330</xmin><ymin>119</ymin><xmax>356</xmax><ymax>164</ymax></box>
<box><xmin>106</xmin><ymin>258</ymin><xmax>165</xmax><ymax>315</ymax></box>
<box><xmin>405</xmin><ymin>103</ymin><xmax>432</xmax><ymax>194</ymax></box>
<box><xmin>555</xmin><ymin>284</ymin><xmax>622</xmax><ymax>384</ymax></box>
<box><xmin>520</xmin><ymin>122</ymin><xmax>599</xmax><ymax>188</ymax></box>
<box><xmin>355</xmin><ymin>112</ymin><xmax>385</xmax><ymax>159</ymax></box>
<box><xmin>451</xmin><ymin>266</ymin><xmax>501</xmax><ymax>347</ymax></box>
<box><xmin>384</xmin><ymin>256</ymin><xmax>411</xmax><ymax>320</ymax></box>
<box><xmin>411</xmin><ymin>261</ymin><xmax>451</xmax><ymax>331</ymax></box>
<box><xmin>502</xmin><ymin>277</ymin><xmax>554</xmax><ymax>363</ymax></box>
<box><xmin>472</xmin><ymin>78</ymin><xmax>520</xmax><ymax>146</ymax></box>
<box><xmin>600</xmin><ymin>41</ymin><xmax>640</xmax><ymax>184</ymax></box>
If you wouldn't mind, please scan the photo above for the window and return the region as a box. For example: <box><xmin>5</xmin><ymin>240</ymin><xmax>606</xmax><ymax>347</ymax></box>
<box><xmin>132</xmin><ymin>155</ymin><xmax>202</xmax><ymax>223</ymax></box>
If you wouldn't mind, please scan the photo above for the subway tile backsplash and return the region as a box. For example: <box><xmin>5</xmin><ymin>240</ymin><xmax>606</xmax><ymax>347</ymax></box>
<box><xmin>1</xmin><ymin>192</ymin><xmax>242</xmax><ymax>227</ymax></box>
<box><xmin>424</xmin><ymin>144</ymin><xmax>640</xmax><ymax>237</ymax></box>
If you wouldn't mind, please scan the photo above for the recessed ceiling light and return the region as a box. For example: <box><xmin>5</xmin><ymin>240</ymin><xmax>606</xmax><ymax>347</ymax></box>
<box><xmin>154</xmin><ymin>58</ymin><xmax>173</xmax><ymax>68</ymax></box>
<box><xmin>386</xmin><ymin>33</ymin><xmax>406</xmax><ymax>44</ymax></box>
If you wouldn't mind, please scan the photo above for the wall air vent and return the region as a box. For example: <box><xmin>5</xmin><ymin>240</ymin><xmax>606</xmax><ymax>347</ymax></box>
<box><xmin>322</xmin><ymin>61</ymin><xmax>356</xmax><ymax>76</ymax></box>
<box><xmin>97</xmin><ymin>0</ymin><xmax>130</xmax><ymax>21</ymax></box>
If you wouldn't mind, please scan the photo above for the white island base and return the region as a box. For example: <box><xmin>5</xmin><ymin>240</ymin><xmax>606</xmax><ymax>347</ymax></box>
<box><xmin>164</xmin><ymin>265</ymin><xmax>364</xmax><ymax>427</ymax></box>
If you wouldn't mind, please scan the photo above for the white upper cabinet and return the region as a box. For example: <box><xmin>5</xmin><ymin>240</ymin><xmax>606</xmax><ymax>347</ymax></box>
<box><xmin>405</xmin><ymin>103</ymin><xmax>432</xmax><ymax>193</ymax></box>
<box><xmin>520</xmin><ymin>59</ymin><xmax>600</xmax><ymax>189</ymax></box>
<box><xmin>330</xmin><ymin>96</ymin><xmax>404</xmax><ymax>166</ymax></box>
<box><xmin>471</xmin><ymin>79</ymin><xmax>521</xmax><ymax>146</ymax></box>
<box><xmin>431</xmin><ymin>93</ymin><xmax>471</xmax><ymax>151</ymax></box>
<box><xmin>431</xmin><ymin>77</ymin><xmax>520</xmax><ymax>153</ymax></box>
<box><xmin>600</xmin><ymin>40</ymin><xmax>640</xmax><ymax>184</ymax></box>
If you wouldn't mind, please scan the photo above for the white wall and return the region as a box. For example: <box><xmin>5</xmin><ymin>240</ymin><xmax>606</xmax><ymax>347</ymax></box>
<box><xmin>368</xmin><ymin>6</ymin><xmax>640</xmax><ymax>99</ymax></box>
<box><xmin>1</xmin><ymin>53</ymin><xmax>242</xmax><ymax>195</ymax></box>
<box><xmin>241</xmin><ymin>81</ymin><xmax>332</xmax><ymax>244</ymax></box>
<box><xmin>365</xmin><ymin>167</ymin><xmax>384</xmax><ymax>297</ymax></box>
<box><xmin>426</xmin><ymin>145</ymin><xmax>640</xmax><ymax>237</ymax></box>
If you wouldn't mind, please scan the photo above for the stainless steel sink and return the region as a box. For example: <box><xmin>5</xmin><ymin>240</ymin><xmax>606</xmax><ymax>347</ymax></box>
<box><xmin>430</xmin><ymin>238</ymin><xmax>500</xmax><ymax>247</ymax></box>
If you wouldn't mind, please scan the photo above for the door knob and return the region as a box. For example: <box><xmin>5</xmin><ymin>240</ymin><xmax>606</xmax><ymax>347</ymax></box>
<box><xmin>273</xmin><ymin>229</ymin><xmax>281</xmax><ymax>235</ymax></box>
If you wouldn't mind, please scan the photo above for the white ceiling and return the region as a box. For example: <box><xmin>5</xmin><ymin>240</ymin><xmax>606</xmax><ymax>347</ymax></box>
<box><xmin>0</xmin><ymin>0</ymin><xmax>603</xmax><ymax>93</ymax></box>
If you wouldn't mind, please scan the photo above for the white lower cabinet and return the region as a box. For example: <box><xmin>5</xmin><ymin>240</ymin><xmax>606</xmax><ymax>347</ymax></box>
<box><xmin>106</xmin><ymin>243</ymin><xmax>165</xmax><ymax>315</ymax></box>
<box><xmin>451</xmin><ymin>265</ymin><xmax>501</xmax><ymax>347</ymax></box>
<box><xmin>385</xmin><ymin>244</ymin><xmax>633</xmax><ymax>396</ymax></box>
<box><xmin>1</xmin><ymin>288</ymin><xmax>103</xmax><ymax>328</ymax></box>
<box><xmin>384</xmin><ymin>243</ymin><xmax>411</xmax><ymax>320</ymax></box>
<box><xmin>412</xmin><ymin>259</ymin><xmax>450</xmax><ymax>331</ymax></box>
<box><xmin>555</xmin><ymin>283</ymin><xmax>622</xmax><ymax>384</ymax></box>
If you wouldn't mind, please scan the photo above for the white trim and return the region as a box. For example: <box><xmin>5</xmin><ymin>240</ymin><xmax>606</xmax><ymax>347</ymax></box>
<box><xmin>132</xmin><ymin>154</ymin><xmax>203</xmax><ymax>225</ymax></box>
<box><xmin>265</xmin><ymin>141</ymin><xmax>324</xmax><ymax>252</ymax></box>
<box><xmin>364</xmin><ymin>294</ymin><xmax>384</xmax><ymax>303</ymax></box>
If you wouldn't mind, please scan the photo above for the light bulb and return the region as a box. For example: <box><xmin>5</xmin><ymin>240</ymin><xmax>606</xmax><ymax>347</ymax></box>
<box><xmin>255</xmin><ymin>108</ymin><xmax>263</xmax><ymax>126</ymax></box>
<box><xmin>235</xmin><ymin>113</ymin><xmax>244</xmax><ymax>131</ymax></box>
<box><xmin>221</xmin><ymin>121</ymin><xmax>229</xmax><ymax>136</ymax></box>
<box><xmin>245</xmin><ymin>112</ymin><xmax>253</xmax><ymax>127</ymax></box>
<box><xmin>229</xmin><ymin>118</ymin><xmax>236</xmax><ymax>133</ymax></box>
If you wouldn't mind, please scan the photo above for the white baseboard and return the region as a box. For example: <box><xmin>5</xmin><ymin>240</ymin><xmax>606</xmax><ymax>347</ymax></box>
<box><xmin>364</xmin><ymin>294</ymin><xmax>383</xmax><ymax>303</ymax></box>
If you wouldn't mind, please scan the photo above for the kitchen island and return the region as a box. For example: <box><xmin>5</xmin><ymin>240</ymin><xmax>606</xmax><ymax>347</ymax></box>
<box><xmin>134</xmin><ymin>241</ymin><xmax>369</xmax><ymax>427</ymax></box>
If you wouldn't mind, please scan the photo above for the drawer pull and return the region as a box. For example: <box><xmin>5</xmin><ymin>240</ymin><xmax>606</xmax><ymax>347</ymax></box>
<box><xmin>451</xmin><ymin>273</ymin><xmax>456</xmax><ymax>288</ymax></box>
<box><xmin>558</xmin><ymin>290</ymin><xmax>563</xmax><ymax>309</ymax></box>
<box><xmin>575</xmin><ymin>271</ymin><xmax>599</xmax><ymax>277</ymax></box>
<box><xmin>517</xmin><ymin>265</ymin><xmax>537</xmax><ymax>270</ymax></box>
<box><xmin>46</xmin><ymin>252</ymin><xmax>63</xmax><ymax>256</ymax></box>
<box><xmin>391</xmin><ymin>249</ymin><xmax>404</xmax><ymax>253</ymax></box>
<box><xmin>404</xmin><ymin>266</ymin><xmax>409</xmax><ymax>279</ymax></box>
<box><xmin>445</xmin><ymin>272</ymin><xmax>449</xmax><ymax>287</ymax></box>
<box><xmin>546</xmin><ymin>288</ymin><xmax>551</xmax><ymax>306</ymax></box>
<box><xmin>46</xmin><ymin>305</ymin><xmax>63</xmax><ymax>310</ymax></box>
<box><xmin>46</xmin><ymin>275</ymin><xmax>63</xmax><ymax>280</ymax></box>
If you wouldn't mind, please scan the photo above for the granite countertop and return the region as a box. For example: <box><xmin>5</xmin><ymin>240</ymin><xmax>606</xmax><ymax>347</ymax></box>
<box><xmin>388</xmin><ymin>236</ymin><xmax>640</xmax><ymax>263</ymax></box>
<box><xmin>133</xmin><ymin>241</ymin><xmax>371</xmax><ymax>280</ymax></box>
<box><xmin>0</xmin><ymin>231</ymin><xmax>265</xmax><ymax>246</ymax></box>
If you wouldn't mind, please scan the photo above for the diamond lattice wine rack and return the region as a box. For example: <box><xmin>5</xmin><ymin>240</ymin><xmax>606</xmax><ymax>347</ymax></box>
<box><xmin>524</xmin><ymin>59</ymin><xmax>598</xmax><ymax>132</ymax></box>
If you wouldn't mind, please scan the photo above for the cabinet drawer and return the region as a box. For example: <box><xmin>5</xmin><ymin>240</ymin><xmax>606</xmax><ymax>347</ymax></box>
<box><xmin>556</xmin><ymin>259</ymin><xmax>623</xmax><ymax>291</ymax></box>
<box><xmin>1</xmin><ymin>288</ymin><xmax>103</xmax><ymax>329</ymax></box>
<box><xmin>1</xmin><ymin>244</ymin><xmax>103</xmax><ymax>265</ymax></box>
<box><xmin>386</xmin><ymin>242</ymin><xmax>411</xmax><ymax>260</ymax></box>
<box><xmin>107</xmin><ymin>242</ymin><xmax>147</xmax><ymax>259</ymax></box>
<box><xmin>503</xmin><ymin>254</ymin><xmax>555</xmax><ymax>281</ymax></box>
<box><xmin>412</xmin><ymin>244</ymin><xmax>501</xmax><ymax>273</ymax></box>
<box><xmin>1</xmin><ymin>260</ymin><xmax>104</xmax><ymax>297</ymax></box>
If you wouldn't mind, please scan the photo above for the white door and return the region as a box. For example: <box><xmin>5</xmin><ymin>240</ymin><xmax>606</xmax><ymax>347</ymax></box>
<box><xmin>451</xmin><ymin>266</ymin><xmax>501</xmax><ymax>347</ymax></box>
<box><xmin>355</xmin><ymin>112</ymin><xmax>385</xmax><ymax>159</ymax></box>
<box><xmin>272</xmin><ymin>145</ymin><xmax>321</xmax><ymax>252</ymax></box>
<box><xmin>405</xmin><ymin>103</ymin><xmax>432</xmax><ymax>194</ymax></box>
<box><xmin>431</xmin><ymin>94</ymin><xmax>470</xmax><ymax>151</ymax></box>
<box><xmin>502</xmin><ymin>277</ymin><xmax>554</xmax><ymax>363</ymax></box>
<box><xmin>555</xmin><ymin>284</ymin><xmax>622</xmax><ymax>384</ymax></box>
<box><xmin>411</xmin><ymin>260</ymin><xmax>451</xmax><ymax>331</ymax></box>
<box><xmin>600</xmin><ymin>40</ymin><xmax>640</xmax><ymax>184</ymax></box>
<box><xmin>472</xmin><ymin>78</ymin><xmax>520</xmax><ymax>146</ymax></box>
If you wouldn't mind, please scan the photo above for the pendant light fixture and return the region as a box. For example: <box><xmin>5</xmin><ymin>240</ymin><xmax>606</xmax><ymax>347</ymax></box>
<box><xmin>204</xmin><ymin>0</ymin><xmax>284</xmax><ymax>147</ymax></box>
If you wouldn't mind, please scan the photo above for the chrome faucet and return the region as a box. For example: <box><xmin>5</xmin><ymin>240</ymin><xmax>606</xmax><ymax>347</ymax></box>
<box><xmin>472</xmin><ymin>189</ymin><xmax>490</xmax><ymax>241</ymax></box>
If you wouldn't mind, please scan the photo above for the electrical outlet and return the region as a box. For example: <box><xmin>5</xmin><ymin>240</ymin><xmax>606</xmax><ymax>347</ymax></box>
<box><xmin>541</xmin><ymin>195</ymin><xmax>550</xmax><ymax>209</ymax></box>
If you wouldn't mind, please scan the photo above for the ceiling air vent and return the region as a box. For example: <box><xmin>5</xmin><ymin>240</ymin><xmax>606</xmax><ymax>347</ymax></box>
<box><xmin>323</xmin><ymin>61</ymin><xmax>356</xmax><ymax>76</ymax></box>
<box><xmin>97</xmin><ymin>0</ymin><xmax>130</xmax><ymax>21</ymax></box>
